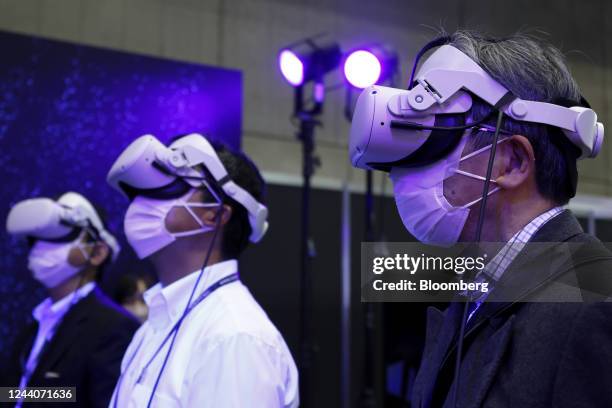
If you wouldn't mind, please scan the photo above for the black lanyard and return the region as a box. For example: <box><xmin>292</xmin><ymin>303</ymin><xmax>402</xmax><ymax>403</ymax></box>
<box><xmin>112</xmin><ymin>272</ymin><xmax>239</xmax><ymax>408</ymax></box>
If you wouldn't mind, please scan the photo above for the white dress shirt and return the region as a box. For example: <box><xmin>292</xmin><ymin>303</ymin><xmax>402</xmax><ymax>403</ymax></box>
<box><xmin>110</xmin><ymin>259</ymin><xmax>299</xmax><ymax>408</ymax></box>
<box><xmin>16</xmin><ymin>282</ymin><xmax>96</xmax><ymax>407</ymax></box>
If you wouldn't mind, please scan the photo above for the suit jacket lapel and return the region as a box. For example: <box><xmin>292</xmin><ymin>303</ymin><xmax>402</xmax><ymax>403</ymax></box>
<box><xmin>464</xmin><ymin>243</ymin><xmax>560</xmax><ymax>334</ymax></box>
<box><xmin>413</xmin><ymin>303</ymin><xmax>464</xmax><ymax>408</ymax></box>
<box><xmin>32</xmin><ymin>291</ymin><xmax>95</xmax><ymax>377</ymax></box>
<box><xmin>449</xmin><ymin>314</ymin><xmax>515</xmax><ymax>408</ymax></box>
<box><xmin>18</xmin><ymin>324</ymin><xmax>38</xmax><ymax>376</ymax></box>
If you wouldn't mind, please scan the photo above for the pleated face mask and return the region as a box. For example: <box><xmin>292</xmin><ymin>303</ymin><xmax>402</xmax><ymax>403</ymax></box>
<box><xmin>124</xmin><ymin>189</ymin><xmax>221</xmax><ymax>259</ymax></box>
<box><xmin>390</xmin><ymin>132</ymin><xmax>508</xmax><ymax>246</ymax></box>
<box><xmin>28</xmin><ymin>233</ymin><xmax>92</xmax><ymax>288</ymax></box>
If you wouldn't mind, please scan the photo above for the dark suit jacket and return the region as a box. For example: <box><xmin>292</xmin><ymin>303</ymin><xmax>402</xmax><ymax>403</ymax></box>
<box><xmin>411</xmin><ymin>210</ymin><xmax>612</xmax><ymax>408</ymax></box>
<box><xmin>1</xmin><ymin>288</ymin><xmax>139</xmax><ymax>408</ymax></box>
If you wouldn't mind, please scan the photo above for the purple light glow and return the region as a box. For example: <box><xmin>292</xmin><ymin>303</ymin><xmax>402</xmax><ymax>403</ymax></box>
<box><xmin>314</xmin><ymin>82</ymin><xmax>325</xmax><ymax>103</ymax></box>
<box><xmin>343</xmin><ymin>50</ymin><xmax>382</xmax><ymax>88</ymax></box>
<box><xmin>279</xmin><ymin>50</ymin><xmax>304</xmax><ymax>86</ymax></box>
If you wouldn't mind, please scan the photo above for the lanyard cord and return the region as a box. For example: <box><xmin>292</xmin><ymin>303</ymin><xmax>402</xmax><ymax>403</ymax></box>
<box><xmin>142</xmin><ymin>274</ymin><xmax>239</xmax><ymax>383</ymax></box>
<box><xmin>113</xmin><ymin>208</ymin><xmax>227</xmax><ymax>408</ymax></box>
<box><xmin>450</xmin><ymin>109</ymin><xmax>504</xmax><ymax>408</ymax></box>
<box><xmin>112</xmin><ymin>272</ymin><xmax>238</xmax><ymax>408</ymax></box>
<box><xmin>145</xmin><ymin>209</ymin><xmax>224</xmax><ymax>408</ymax></box>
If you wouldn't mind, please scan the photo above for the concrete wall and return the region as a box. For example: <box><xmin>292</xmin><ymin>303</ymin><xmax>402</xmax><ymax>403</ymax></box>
<box><xmin>0</xmin><ymin>0</ymin><xmax>610</xmax><ymax>197</ymax></box>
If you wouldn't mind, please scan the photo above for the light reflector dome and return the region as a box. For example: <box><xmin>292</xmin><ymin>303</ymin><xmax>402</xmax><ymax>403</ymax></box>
<box><xmin>279</xmin><ymin>50</ymin><xmax>304</xmax><ymax>86</ymax></box>
<box><xmin>343</xmin><ymin>44</ymin><xmax>398</xmax><ymax>89</ymax></box>
<box><xmin>343</xmin><ymin>50</ymin><xmax>382</xmax><ymax>89</ymax></box>
<box><xmin>278</xmin><ymin>36</ymin><xmax>341</xmax><ymax>87</ymax></box>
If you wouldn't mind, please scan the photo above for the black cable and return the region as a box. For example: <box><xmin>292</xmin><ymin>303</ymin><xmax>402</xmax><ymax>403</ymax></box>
<box><xmin>450</xmin><ymin>109</ymin><xmax>504</xmax><ymax>408</ymax></box>
<box><xmin>377</xmin><ymin>175</ymin><xmax>387</xmax><ymax>240</ymax></box>
<box><xmin>390</xmin><ymin>107</ymin><xmax>496</xmax><ymax>133</ymax></box>
<box><xmin>146</xmin><ymin>206</ymin><xmax>225</xmax><ymax>408</ymax></box>
<box><xmin>474</xmin><ymin>110</ymin><xmax>503</xmax><ymax>241</ymax></box>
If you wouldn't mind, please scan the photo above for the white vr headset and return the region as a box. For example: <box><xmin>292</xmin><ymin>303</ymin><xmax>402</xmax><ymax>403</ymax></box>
<box><xmin>6</xmin><ymin>192</ymin><xmax>121</xmax><ymax>260</ymax></box>
<box><xmin>349</xmin><ymin>44</ymin><xmax>604</xmax><ymax>171</ymax></box>
<box><xmin>106</xmin><ymin>133</ymin><xmax>269</xmax><ymax>243</ymax></box>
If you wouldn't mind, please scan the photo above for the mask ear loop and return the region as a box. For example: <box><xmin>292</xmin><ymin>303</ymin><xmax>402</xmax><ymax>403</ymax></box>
<box><xmin>62</xmin><ymin>217</ymin><xmax>104</xmax><ymax>263</ymax></box>
<box><xmin>177</xmin><ymin>201</ymin><xmax>222</xmax><ymax>232</ymax></box>
<box><xmin>457</xmin><ymin>135</ymin><xmax>510</xmax><ymax>163</ymax></box>
<box><xmin>450</xmin><ymin>109</ymin><xmax>505</xmax><ymax>408</ymax></box>
<box><xmin>460</xmin><ymin>187</ymin><xmax>500</xmax><ymax>209</ymax></box>
<box><xmin>453</xmin><ymin>135</ymin><xmax>510</xmax><ymax>207</ymax></box>
<box><xmin>76</xmin><ymin>242</ymin><xmax>94</xmax><ymax>261</ymax></box>
<box><xmin>171</xmin><ymin>179</ymin><xmax>224</xmax><ymax>236</ymax></box>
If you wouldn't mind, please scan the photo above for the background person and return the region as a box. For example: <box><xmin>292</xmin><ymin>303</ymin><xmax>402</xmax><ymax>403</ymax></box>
<box><xmin>107</xmin><ymin>134</ymin><xmax>299</xmax><ymax>407</ymax></box>
<box><xmin>112</xmin><ymin>271</ymin><xmax>155</xmax><ymax>323</ymax></box>
<box><xmin>2</xmin><ymin>192</ymin><xmax>139</xmax><ymax>408</ymax></box>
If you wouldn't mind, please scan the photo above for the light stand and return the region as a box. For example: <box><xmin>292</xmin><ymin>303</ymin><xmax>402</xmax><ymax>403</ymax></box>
<box><xmin>294</xmin><ymin>82</ymin><xmax>323</xmax><ymax>408</ymax></box>
<box><xmin>280</xmin><ymin>38</ymin><xmax>396</xmax><ymax>408</ymax></box>
<box><xmin>343</xmin><ymin>42</ymin><xmax>398</xmax><ymax>402</ymax></box>
<box><xmin>344</xmin><ymin>86</ymin><xmax>384</xmax><ymax>408</ymax></box>
<box><xmin>280</xmin><ymin>35</ymin><xmax>341</xmax><ymax>408</ymax></box>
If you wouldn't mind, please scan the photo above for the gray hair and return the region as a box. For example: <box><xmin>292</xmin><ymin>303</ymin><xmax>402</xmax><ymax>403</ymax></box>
<box><xmin>450</xmin><ymin>31</ymin><xmax>581</xmax><ymax>102</ymax></box>
<box><xmin>448</xmin><ymin>31</ymin><xmax>582</xmax><ymax>204</ymax></box>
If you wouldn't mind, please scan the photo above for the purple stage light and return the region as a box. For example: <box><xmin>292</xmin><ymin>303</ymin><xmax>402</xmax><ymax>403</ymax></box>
<box><xmin>279</xmin><ymin>50</ymin><xmax>304</xmax><ymax>86</ymax></box>
<box><xmin>278</xmin><ymin>37</ymin><xmax>341</xmax><ymax>87</ymax></box>
<box><xmin>343</xmin><ymin>50</ymin><xmax>382</xmax><ymax>88</ymax></box>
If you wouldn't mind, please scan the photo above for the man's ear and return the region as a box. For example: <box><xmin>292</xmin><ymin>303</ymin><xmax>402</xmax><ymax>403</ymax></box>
<box><xmin>201</xmin><ymin>204</ymin><xmax>233</xmax><ymax>228</ymax></box>
<box><xmin>495</xmin><ymin>135</ymin><xmax>535</xmax><ymax>190</ymax></box>
<box><xmin>89</xmin><ymin>242</ymin><xmax>110</xmax><ymax>267</ymax></box>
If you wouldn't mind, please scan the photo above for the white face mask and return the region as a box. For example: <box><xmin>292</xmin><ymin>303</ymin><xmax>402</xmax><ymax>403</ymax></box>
<box><xmin>124</xmin><ymin>189</ymin><xmax>221</xmax><ymax>259</ymax></box>
<box><xmin>28</xmin><ymin>235</ymin><xmax>91</xmax><ymax>289</ymax></box>
<box><xmin>390</xmin><ymin>134</ymin><xmax>507</xmax><ymax>246</ymax></box>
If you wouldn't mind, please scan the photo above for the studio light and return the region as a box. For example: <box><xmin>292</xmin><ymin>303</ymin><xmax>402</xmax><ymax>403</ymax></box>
<box><xmin>276</xmin><ymin>38</ymin><xmax>400</xmax><ymax>408</ymax></box>
<box><xmin>343</xmin><ymin>50</ymin><xmax>381</xmax><ymax>88</ymax></box>
<box><xmin>343</xmin><ymin>44</ymin><xmax>398</xmax><ymax>88</ymax></box>
<box><xmin>277</xmin><ymin>35</ymin><xmax>343</xmax><ymax>408</ymax></box>
<box><xmin>278</xmin><ymin>36</ymin><xmax>342</xmax><ymax>86</ymax></box>
<box><xmin>279</xmin><ymin>50</ymin><xmax>304</xmax><ymax>86</ymax></box>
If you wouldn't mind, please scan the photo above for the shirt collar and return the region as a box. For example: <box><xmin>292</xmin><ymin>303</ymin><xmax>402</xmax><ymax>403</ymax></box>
<box><xmin>480</xmin><ymin>206</ymin><xmax>564</xmax><ymax>282</ymax></box>
<box><xmin>32</xmin><ymin>282</ymin><xmax>96</xmax><ymax>323</ymax></box>
<box><xmin>144</xmin><ymin>259</ymin><xmax>239</xmax><ymax>331</ymax></box>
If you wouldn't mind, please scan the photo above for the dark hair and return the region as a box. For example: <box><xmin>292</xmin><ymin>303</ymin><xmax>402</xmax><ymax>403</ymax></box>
<box><xmin>88</xmin><ymin>203</ymin><xmax>114</xmax><ymax>281</ymax></box>
<box><xmin>210</xmin><ymin>142</ymin><xmax>267</xmax><ymax>259</ymax></box>
<box><xmin>113</xmin><ymin>271</ymin><xmax>156</xmax><ymax>304</ymax></box>
<box><xmin>448</xmin><ymin>31</ymin><xmax>582</xmax><ymax>205</ymax></box>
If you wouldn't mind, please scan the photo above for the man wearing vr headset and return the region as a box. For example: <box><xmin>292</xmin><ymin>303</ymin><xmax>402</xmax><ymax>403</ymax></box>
<box><xmin>106</xmin><ymin>134</ymin><xmax>298</xmax><ymax>407</ymax></box>
<box><xmin>3</xmin><ymin>192</ymin><xmax>139</xmax><ymax>408</ymax></box>
<box><xmin>350</xmin><ymin>32</ymin><xmax>612</xmax><ymax>407</ymax></box>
